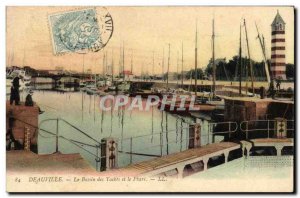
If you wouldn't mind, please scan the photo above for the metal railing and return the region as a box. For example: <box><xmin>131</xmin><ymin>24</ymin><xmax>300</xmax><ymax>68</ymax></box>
<box><xmin>12</xmin><ymin>116</ymin><xmax>294</xmax><ymax>170</ymax></box>
<box><xmin>118</xmin><ymin>125</ymin><xmax>193</xmax><ymax>164</ymax></box>
<box><xmin>118</xmin><ymin>121</ymin><xmax>238</xmax><ymax>166</ymax></box>
<box><xmin>240</xmin><ymin>119</ymin><xmax>295</xmax><ymax>139</ymax></box>
<box><xmin>38</xmin><ymin>118</ymin><xmax>105</xmax><ymax>171</ymax></box>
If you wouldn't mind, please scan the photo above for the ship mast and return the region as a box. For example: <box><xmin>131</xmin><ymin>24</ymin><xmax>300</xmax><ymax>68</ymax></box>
<box><xmin>194</xmin><ymin>20</ymin><xmax>198</xmax><ymax>95</ymax></box>
<box><xmin>105</xmin><ymin>51</ymin><xmax>108</xmax><ymax>84</ymax></box>
<box><xmin>181</xmin><ymin>42</ymin><xmax>184</xmax><ymax>88</ymax></box>
<box><xmin>239</xmin><ymin>23</ymin><xmax>242</xmax><ymax>96</ymax></box>
<box><xmin>212</xmin><ymin>19</ymin><xmax>216</xmax><ymax>98</ymax></box>
<box><xmin>152</xmin><ymin>51</ymin><xmax>155</xmax><ymax>77</ymax></box>
<box><xmin>131</xmin><ymin>51</ymin><xmax>133</xmax><ymax>74</ymax></box>
<box><xmin>244</xmin><ymin>19</ymin><xmax>255</xmax><ymax>95</ymax></box>
<box><xmin>102</xmin><ymin>52</ymin><xmax>105</xmax><ymax>77</ymax></box>
<box><xmin>162</xmin><ymin>48</ymin><xmax>165</xmax><ymax>82</ymax></box>
<box><xmin>122</xmin><ymin>41</ymin><xmax>125</xmax><ymax>82</ymax></box>
<box><xmin>119</xmin><ymin>44</ymin><xmax>122</xmax><ymax>78</ymax></box>
<box><xmin>255</xmin><ymin>22</ymin><xmax>271</xmax><ymax>84</ymax></box>
<box><xmin>167</xmin><ymin>44</ymin><xmax>170</xmax><ymax>89</ymax></box>
<box><xmin>112</xmin><ymin>50</ymin><xmax>114</xmax><ymax>83</ymax></box>
<box><xmin>177</xmin><ymin>51</ymin><xmax>179</xmax><ymax>86</ymax></box>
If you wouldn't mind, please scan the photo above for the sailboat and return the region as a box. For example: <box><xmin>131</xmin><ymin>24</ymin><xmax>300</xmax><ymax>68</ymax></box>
<box><xmin>116</xmin><ymin>42</ymin><xmax>130</xmax><ymax>92</ymax></box>
<box><xmin>85</xmin><ymin>80</ymin><xmax>99</xmax><ymax>95</ymax></box>
<box><xmin>107</xmin><ymin>50</ymin><xmax>117</xmax><ymax>92</ymax></box>
<box><xmin>203</xmin><ymin>19</ymin><xmax>225</xmax><ymax>109</ymax></box>
<box><xmin>158</xmin><ymin>42</ymin><xmax>195</xmax><ymax>112</ymax></box>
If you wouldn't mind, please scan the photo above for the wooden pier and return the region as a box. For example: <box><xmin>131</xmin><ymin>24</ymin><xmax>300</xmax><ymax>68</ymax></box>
<box><xmin>241</xmin><ymin>138</ymin><xmax>294</xmax><ymax>156</ymax></box>
<box><xmin>6</xmin><ymin>150</ymin><xmax>96</xmax><ymax>175</ymax></box>
<box><xmin>107</xmin><ymin>142</ymin><xmax>240</xmax><ymax>178</ymax></box>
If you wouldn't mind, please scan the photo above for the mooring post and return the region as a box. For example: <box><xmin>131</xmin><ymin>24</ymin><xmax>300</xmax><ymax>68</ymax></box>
<box><xmin>188</xmin><ymin>123</ymin><xmax>201</xmax><ymax>149</ymax></box>
<box><xmin>100</xmin><ymin>137</ymin><xmax>118</xmax><ymax>171</ymax></box>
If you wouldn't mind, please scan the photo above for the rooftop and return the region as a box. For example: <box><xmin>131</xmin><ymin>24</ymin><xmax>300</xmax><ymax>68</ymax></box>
<box><xmin>272</xmin><ymin>10</ymin><xmax>286</xmax><ymax>25</ymax></box>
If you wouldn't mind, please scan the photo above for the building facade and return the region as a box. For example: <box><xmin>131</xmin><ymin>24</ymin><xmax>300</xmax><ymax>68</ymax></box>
<box><xmin>271</xmin><ymin>11</ymin><xmax>286</xmax><ymax>80</ymax></box>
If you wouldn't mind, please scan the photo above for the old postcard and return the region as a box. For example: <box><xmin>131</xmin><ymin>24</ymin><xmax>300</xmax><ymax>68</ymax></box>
<box><xmin>5</xmin><ymin>6</ymin><xmax>295</xmax><ymax>193</ymax></box>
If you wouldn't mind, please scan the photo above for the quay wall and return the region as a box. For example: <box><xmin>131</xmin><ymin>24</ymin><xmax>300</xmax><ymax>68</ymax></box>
<box><xmin>6</xmin><ymin>101</ymin><xmax>39</xmax><ymax>152</ymax></box>
<box><xmin>224</xmin><ymin>98</ymin><xmax>294</xmax><ymax>122</ymax></box>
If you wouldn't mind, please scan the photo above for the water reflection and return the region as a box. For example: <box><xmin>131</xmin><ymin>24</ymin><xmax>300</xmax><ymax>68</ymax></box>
<box><xmin>15</xmin><ymin>85</ymin><xmax>214</xmax><ymax>169</ymax></box>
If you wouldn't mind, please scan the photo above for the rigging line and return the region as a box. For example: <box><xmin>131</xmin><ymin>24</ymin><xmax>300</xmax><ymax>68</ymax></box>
<box><xmin>282</xmin><ymin>104</ymin><xmax>290</xmax><ymax>118</ymax></box>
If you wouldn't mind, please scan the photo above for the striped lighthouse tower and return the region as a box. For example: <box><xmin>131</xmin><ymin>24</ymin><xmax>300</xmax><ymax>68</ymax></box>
<box><xmin>271</xmin><ymin>10</ymin><xmax>286</xmax><ymax>80</ymax></box>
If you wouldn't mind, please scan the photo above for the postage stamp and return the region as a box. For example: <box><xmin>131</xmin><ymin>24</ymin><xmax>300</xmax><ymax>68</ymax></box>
<box><xmin>48</xmin><ymin>7</ymin><xmax>113</xmax><ymax>54</ymax></box>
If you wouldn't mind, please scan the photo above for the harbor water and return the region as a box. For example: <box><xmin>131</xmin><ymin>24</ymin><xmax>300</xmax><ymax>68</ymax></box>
<box><xmin>10</xmin><ymin>85</ymin><xmax>216</xmax><ymax>169</ymax></box>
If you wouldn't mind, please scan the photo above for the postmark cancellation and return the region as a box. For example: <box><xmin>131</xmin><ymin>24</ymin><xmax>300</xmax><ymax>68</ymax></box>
<box><xmin>48</xmin><ymin>7</ymin><xmax>113</xmax><ymax>55</ymax></box>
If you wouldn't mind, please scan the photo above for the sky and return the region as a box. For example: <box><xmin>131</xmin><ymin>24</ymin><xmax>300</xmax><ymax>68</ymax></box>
<box><xmin>6</xmin><ymin>6</ymin><xmax>294</xmax><ymax>75</ymax></box>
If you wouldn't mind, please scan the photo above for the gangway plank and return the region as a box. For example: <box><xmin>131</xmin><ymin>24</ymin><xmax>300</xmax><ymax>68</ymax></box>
<box><xmin>105</xmin><ymin>142</ymin><xmax>240</xmax><ymax>177</ymax></box>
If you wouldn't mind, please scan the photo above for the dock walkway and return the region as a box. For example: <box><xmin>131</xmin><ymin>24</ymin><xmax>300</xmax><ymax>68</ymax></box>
<box><xmin>109</xmin><ymin>142</ymin><xmax>240</xmax><ymax>177</ymax></box>
<box><xmin>241</xmin><ymin>138</ymin><xmax>294</xmax><ymax>156</ymax></box>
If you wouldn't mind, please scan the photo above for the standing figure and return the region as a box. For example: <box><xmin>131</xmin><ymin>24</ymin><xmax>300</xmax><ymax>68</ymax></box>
<box><xmin>9</xmin><ymin>85</ymin><xmax>15</xmax><ymax>105</ymax></box>
<box><xmin>25</xmin><ymin>90</ymin><xmax>34</xmax><ymax>106</ymax></box>
<box><xmin>269</xmin><ymin>80</ymin><xmax>276</xmax><ymax>99</ymax></box>
<box><xmin>11</xmin><ymin>75</ymin><xmax>20</xmax><ymax>105</ymax></box>
<box><xmin>276</xmin><ymin>78</ymin><xmax>281</xmax><ymax>92</ymax></box>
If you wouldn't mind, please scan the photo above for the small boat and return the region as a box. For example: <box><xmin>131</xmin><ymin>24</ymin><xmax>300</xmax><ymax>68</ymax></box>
<box><xmin>86</xmin><ymin>87</ymin><xmax>98</xmax><ymax>95</ymax></box>
<box><xmin>130</xmin><ymin>89</ymin><xmax>162</xmax><ymax>98</ymax></box>
<box><xmin>86</xmin><ymin>87</ymin><xmax>108</xmax><ymax>96</ymax></box>
<box><xmin>79</xmin><ymin>81</ymin><xmax>86</xmax><ymax>88</ymax></box>
<box><xmin>117</xmin><ymin>81</ymin><xmax>130</xmax><ymax>92</ymax></box>
<box><xmin>108</xmin><ymin>85</ymin><xmax>117</xmax><ymax>91</ymax></box>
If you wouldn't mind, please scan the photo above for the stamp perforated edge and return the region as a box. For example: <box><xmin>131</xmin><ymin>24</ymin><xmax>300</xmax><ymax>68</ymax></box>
<box><xmin>47</xmin><ymin>6</ymin><xmax>113</xmax><ymax>56</ymax></box>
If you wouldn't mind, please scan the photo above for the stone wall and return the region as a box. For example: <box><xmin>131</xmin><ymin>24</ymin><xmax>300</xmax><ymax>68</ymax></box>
<box><xmin>224</xmin><ymin>98</ymin><xmax>294</xmax><ymax>122</ymax></box>
<box><xmin>6</xmin><ymin>101</ymin><xmax>39</xmax><ymax>152</ymax></box>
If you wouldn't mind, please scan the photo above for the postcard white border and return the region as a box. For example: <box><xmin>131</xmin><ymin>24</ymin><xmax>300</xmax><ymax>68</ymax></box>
<box><xmin>1</xmin><ymin>0</ymin><xmax>299</xmax><ymax>197</ymax></box>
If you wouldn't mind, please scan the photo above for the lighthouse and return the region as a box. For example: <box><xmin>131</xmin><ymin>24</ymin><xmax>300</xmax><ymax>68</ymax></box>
<box><xmin>271</xmin><ymin>10</ymin><xmax>286</xmax><ymax>80</ymax></box>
